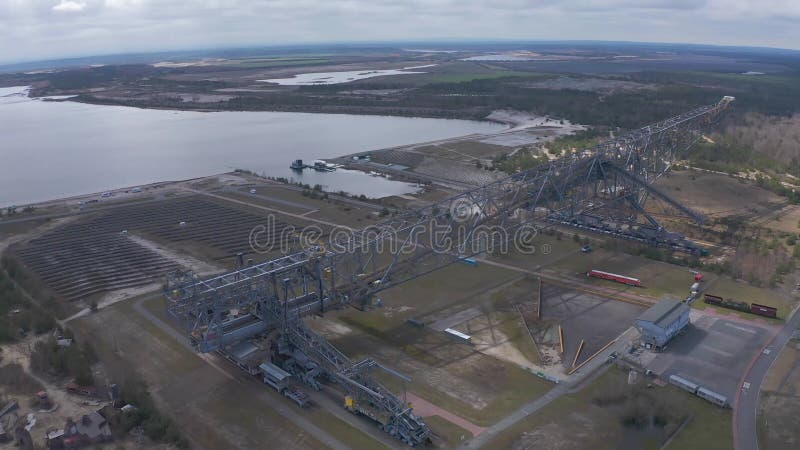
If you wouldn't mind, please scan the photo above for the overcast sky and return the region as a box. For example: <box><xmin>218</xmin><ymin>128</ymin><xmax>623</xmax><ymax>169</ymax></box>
<box><xmin>1</xmin><ymin>0</ymin><xmax>798</xmax><ymax>64</ymax></box>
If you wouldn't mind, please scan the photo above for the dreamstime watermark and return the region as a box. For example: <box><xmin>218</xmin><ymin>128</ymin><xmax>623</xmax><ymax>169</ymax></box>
<box><xmin>248</xmin><ymin>199</ymin><xmax>551</xmax><ymax>257</ymax></box>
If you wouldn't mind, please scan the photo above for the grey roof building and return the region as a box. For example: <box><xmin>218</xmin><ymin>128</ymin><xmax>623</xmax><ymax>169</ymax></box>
<box><xmin>635</xmin><ymin>298</ymin><xmax>690</xmax><ymax>350</ymax></box>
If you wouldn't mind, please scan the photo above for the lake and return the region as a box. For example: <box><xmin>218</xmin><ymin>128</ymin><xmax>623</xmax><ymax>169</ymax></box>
<box><xmin>461</xmin><ymin>54</ymin><xmax>537</xmax><ymax>61</ymax></box>
<box><xmin>0</xmin><ymin>86</ymin><xmax>504</xmax><ymax>206</ymax></box>
<box><xmin>260</xmin><ymin>64</ymin><xmax>436</xmax><ymax>85</ymax></box>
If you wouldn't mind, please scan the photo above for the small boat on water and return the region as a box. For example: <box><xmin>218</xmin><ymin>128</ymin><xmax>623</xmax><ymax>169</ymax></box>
<box><xmin>313</xmin><ymin>160</ymin><xmax>336</xmax><ymax>172</ymax></box>
<box><xmin>289</xmin><ymin>158</ymin><xmax>338</xmax><ymax>172</ymax></box>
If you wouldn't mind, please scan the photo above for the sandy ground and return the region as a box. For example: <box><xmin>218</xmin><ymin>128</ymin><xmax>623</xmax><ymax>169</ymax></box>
<box><xmin>343</xmin><ymin>110</ymin><xmax>587</xmax><ymax>187</ymax></box>
<box><xmin>5</xmin><ymin>173</ymin><xmax>249</xmax><ymax>214</ymax></box>
<box><xmin>0</xmin><ymin>336</ymin><xmax>109</xmax><ymax>448</ymax></box>
<box><xmin>485</xmin><ymin>110</ymin><xmax>586</xmax><ymax>134</ymax></box>
<box><xmin>95</xmin><ymin>283</ymin><xmax>161</xmax><ymax>312</ymax></box>
<box><xmin>460</xmin><ymin>316</ymin><xmax>537</xmax><ymax>372</ymax></box>
<box><xmin>454</xmin><ymin>311</ymin><xmax>567</xmax><ymax>380</ymax></box>
<box><xmin>152</xmin><ymin>58</ymin><xmax>228</xmax><ymax>68</ymax></box>
<box><xmin>126</xmin><ymin>234</ymin><xmax>224</xmax><ymax>276</ymax></box>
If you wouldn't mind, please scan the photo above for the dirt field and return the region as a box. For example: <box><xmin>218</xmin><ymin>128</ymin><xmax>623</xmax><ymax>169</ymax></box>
<box><xmin>755</xmin><ymin>204</ymin><xmax>800</xmax><ymax>234</ymax></box>
<box><xmin>71</xmin><ymin>296</ymin><xmax>340</xmax><ymax>450</ymax></box>
<box><xmin>758</xmin><ymin>337</ymin><xmax>800</xmax><ymax>450</ymax></box>
<box><xmin>654</xmin><ymin>170</ymin><xmax>785</xmax><ymax>218</ymax></box>
<box><xmin>326</xmin><ymin>317</ymin><xmax>551</xmax><ymax>427</ymax></box>
<box><xmin>315</xmin><ymin>263</ymin><xmax>554</xmax><ymax>426</ymax></box>
<box><xmin>0</xmin><ymin>338</ymin><xmax>112</xmax><ymax>449</ymax></box>
<box><xmin>348</xmin><ymin>115</ymin><xmax>584</xmax><ymax>187</ymax></box>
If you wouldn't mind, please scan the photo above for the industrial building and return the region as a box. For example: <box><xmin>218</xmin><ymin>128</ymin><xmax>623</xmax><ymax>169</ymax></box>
<box><xmin>161</xmin><ymin>99</ymin><xmax>733</xmax><ymax>446</ymax></box>
<box><xmin>635</xmin><ymin>298</ymin><xmax>690</xmax><ymax>350</ymax></box>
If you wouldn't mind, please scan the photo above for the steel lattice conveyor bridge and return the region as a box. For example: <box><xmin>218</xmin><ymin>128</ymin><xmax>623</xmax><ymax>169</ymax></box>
<box><xmin>164</xmin><ymin>96</ymin><xmax>734</xmax><ymax>446</ymax></box>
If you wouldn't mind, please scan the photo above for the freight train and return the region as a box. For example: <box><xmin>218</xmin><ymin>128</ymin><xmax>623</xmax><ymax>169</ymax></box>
<box><xmin>586</xmin><ymin>269</ymin><xmax>642</xmax><ymax>287</ymax></box>
<box><xmin>703</xmin><ymin>294</ymin><xmax>778</xmax><ymax>318</ymax></box>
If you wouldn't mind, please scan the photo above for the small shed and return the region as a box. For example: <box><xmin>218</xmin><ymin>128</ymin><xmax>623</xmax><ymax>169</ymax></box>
<box><xmin>635</xmin><ymin>298</ymin><xmax>690</xmax><ymax>350</ymax></box>
<box><xmin>259</xmin><ymin>362</ymin><xmax>292</xmax><ymax>391</ymax></box>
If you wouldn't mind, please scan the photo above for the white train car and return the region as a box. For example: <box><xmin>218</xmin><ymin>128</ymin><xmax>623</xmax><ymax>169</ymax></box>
<box><xmin>669</xmin><ymin>374</ymin><xmax>699</xmax><ymax>394</ymax></box>
<box><xmin>697</xmin><ymin>387</ymin><xmax>728</xmax><ymax>408</ymax></box>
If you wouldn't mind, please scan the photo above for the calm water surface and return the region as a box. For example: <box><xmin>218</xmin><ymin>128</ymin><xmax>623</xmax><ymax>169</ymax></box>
<box><xmin>260</xmin><ymin>64</ymin><xmax>436</xmax><ymax>85</ymax></box>
<box><xmin>0</xmin><ymin>86</ymin><xmax>504</xmax><ymax>206</ymax></box>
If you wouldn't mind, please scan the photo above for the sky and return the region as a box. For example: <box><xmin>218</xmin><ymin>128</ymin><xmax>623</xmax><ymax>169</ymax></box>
<box><xmin>0</xmin><ymin>0</ymin><xmax>798</xmax><ymax>64</ymax></box>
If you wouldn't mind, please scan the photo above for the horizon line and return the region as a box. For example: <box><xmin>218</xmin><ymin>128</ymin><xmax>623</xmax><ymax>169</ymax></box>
<box><xmin>2</xmin><ymin>38</ymin><xmax>799</xmax><ymax>69</ymax></box>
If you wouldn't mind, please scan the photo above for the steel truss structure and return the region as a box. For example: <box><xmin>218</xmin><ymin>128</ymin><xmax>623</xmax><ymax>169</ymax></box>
<box><xmin>164</xmin><ymin>96</ymin><xmax>733</xmax><ymax>446</ymax></box>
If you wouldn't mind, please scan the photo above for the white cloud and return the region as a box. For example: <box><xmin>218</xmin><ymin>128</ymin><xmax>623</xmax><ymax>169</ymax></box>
<box><xmin>52</xmin><ymin>0</ymin><xmax>87</xmax><ymax>12</ymax></box>
<box><xmin>706</xmin><ymin>0</ymin><xmax>800</xmax><ymax>20</ymax></box>
<box><xmin>0</xmin><ymin>0</ymin><xmax>795</xmax><ymax>64</ymax></box>
<box><xmin>104</xmin><ymin>0</ymin><xmax>142</xmax><ymax>8</ymax></box>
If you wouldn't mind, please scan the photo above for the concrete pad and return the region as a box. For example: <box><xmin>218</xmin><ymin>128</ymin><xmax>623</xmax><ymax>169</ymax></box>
<box><xmin>540</xmin><ymin>284</ymin><xmax>646</xmax><ymax>368</ymax></box>
<box><xmin>646</xmin><ymin>312</ymin><xmax>773</xmax><ymax>400</ymax></box>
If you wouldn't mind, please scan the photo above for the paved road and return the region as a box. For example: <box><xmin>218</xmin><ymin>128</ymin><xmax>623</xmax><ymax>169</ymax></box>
<box><xmin>461</xmin><ymin>383</ymin><xmax>569</xmax><ymax>449</ymax></box>
<box><xmin>459</xmin><ymin>328</ymin><xmax>637</xmax><ymax>449</ymax></box>
<box><xmin>734</xmin><ymin>304</ymin><xmax>800</xmax><ymax>450</ymax></box>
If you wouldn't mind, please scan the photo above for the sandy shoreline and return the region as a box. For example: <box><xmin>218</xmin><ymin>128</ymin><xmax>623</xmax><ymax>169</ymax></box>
<box><xmin>4</xmin><ymin>86</ymin><xmax>584</xmax><ymax>209</ymax></box>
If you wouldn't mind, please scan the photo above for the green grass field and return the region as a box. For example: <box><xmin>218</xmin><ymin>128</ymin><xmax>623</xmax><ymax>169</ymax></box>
<box><xmin>221</xmin><ymin>58</ymin><xmax>331</xmax><ymax>68</ymax></box>
<box><xmin>482</xmin><ymin>367</ymin><xmax>732</xmax><ymax>450</ymax></box>
<box><xmin>698</xmin><ymin>275</ymin><xmax>792</xmax><ymax>320</ymax></box>
<box><xmin>325</xmin><ymin>264</ymin><xmax>554</xmax><ymax>426</ymax></box>
<box><xmin>425</xmin><ymin>415</ymin><xmax>473</xmax><ymax>447</ymax></box>
<box><xmin>407</xmin><ymin>362</ymin><xmax>552</xmax><ymax>427</ymax></box>
<box><xmin>308</xmin><ymin>409</ymin><xmax>390</xmax><ymax>450</ymax></box>
<box><xmin>419</xmin><ymin>71</ymin><xmax>549</xmax><ymax>83</ymax></box>
<box><xmin>72</xmin><ymin>296</ymin><xmax>332</xmax><ymax>449</ymax></box>
<box><xmin>548</xmin><ymin>246</ymin><xmax>697</xmax><ymax>299</ymax></box>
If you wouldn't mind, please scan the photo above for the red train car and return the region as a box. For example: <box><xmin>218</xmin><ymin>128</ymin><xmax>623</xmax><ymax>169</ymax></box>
<box><xmin>586</xmin><ymin>269</ymin><xmax>641</xmax><ymax>287</ymax></box>
<box><xmin>703</xmin><ymin>294</ymin><xmax>724</xmax><ymax>306</ymax></box>
<box><xmin>750</xmin><ymin>303</ymin><xmax>778</xmax><ymax>318</ymax></box>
